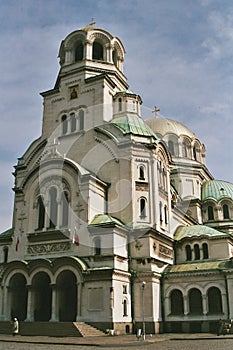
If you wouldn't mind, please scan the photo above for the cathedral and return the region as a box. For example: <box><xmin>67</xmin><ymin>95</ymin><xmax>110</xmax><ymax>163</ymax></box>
<box><xmin>0</xmin><ymin>23</ymin><xmax>233</xmax><ymax>335</ymax></box>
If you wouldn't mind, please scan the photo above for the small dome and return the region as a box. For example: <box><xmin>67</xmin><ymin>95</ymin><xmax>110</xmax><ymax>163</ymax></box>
<box><xmin>202</xmin><ymin>180</ymin><xmax>233</xmax><ymax>202</ymax></box>
<box><xmin>145</xmin><ymin>116</ymin><xmax>195</xmax><ymax>139</ymax></box>
<box><xmin>174</xmin><ymin>225</ymin><xmax>227</xmax><ymax>241</ymax></box>
<box><xmin>111</xmin><ymin>115</ymin><xmax>159</xmax><ymax>139</ymax></box>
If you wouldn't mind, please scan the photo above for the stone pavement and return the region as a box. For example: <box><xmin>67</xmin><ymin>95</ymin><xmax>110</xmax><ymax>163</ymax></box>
<box><xmin>0</xmin><ymin>333</ymin><xmax>232</xmax><ymax>348</ymax></box>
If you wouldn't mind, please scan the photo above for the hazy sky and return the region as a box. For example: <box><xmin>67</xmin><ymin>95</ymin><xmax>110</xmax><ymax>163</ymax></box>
<box><xmin>0</xmin><ymin>0</ymin><xmax>233</xmax><ymax>231</ymax></box>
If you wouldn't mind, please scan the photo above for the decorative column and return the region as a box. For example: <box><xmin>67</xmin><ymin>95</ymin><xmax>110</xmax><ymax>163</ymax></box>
<box><xmin>26</xmin><ymin>285</ymin><xmax>34</xmax><ymax>321</ymax></box>
<box><xmin>202</xmin><ymin>294</ymin><xmax>208</xmax><ymax>315</ymax></box>
<box><xmin>85</xmin><ymin>40</ymin><xmax>92</xmax><ymax>60</ymax></box>
<box><xmin>183</xmin><ymin>295</ymin><xmax>189</xmax><ymax>316</ymax></box>
<box><xmin>76</xmin><ymin>283</ymin><xmax>81</xmax><ymax>320</ymax></box>
<box><xmin>50</xmin><ymin>284</ymin><xmax>58</xmax><ymax>321</ymax></box>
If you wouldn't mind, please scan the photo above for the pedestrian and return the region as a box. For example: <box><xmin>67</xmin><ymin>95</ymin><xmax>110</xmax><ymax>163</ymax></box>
<box><xmin>12</xmin><ymin>317</ymin><xmax>19</xmax><ymax>336</ymax></box>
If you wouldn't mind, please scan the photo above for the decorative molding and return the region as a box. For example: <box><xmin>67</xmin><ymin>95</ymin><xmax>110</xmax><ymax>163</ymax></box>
<box><xmin>159</xmin><ymin>244</ymin><xmax>173</xmax><ymax>258</ymax></box>
<box><xmin>27</xmin><ymin>242</ymin><xmax>71</xmax><ymax>255</ymax></box>
<box><xmin>135</xmin><ymin>182</ymin><xmax>148</xmax><ymax>191</ymax></box>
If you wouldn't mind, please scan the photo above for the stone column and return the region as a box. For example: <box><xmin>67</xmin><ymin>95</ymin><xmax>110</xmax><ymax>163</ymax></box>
<box><xmin>50</xmin><ymin>284</ymin><xmax>58</xmax><ymax>321</ymax></box>
<box><xmin>202</xmin><ymin>294</ymin><xmax>207</xmax><ymax>315</ymax></box>
<box><xmin>25</xmin><ymin>285</ymin><xmax>34</xmax><ymax>321</ymax></box>
<box><xmin>183</xmin><ymin>295</ymin><xmax>189</xmax><ymax>316</ymax></box>
<box><xmin>76</xmin><ymin>283</ymin><xmax>81</xmax><ymax>320</ymax></box>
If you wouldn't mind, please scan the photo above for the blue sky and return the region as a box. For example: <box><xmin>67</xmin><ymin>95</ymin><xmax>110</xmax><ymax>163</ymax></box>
<box><xmin>0</xmin><ymin>0</ymin><xmax>233</xmax><ymax>231</ymax></box>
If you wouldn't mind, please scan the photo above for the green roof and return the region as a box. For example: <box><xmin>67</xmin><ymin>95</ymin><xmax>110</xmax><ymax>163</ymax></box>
<box><xmin>111</xmin><ymin>115</ymin><xmax>159</xmax><ymax>138</ymax></box>
<box><xmin>174</xmin><ymin>225</ymin><xmax>227</xmax><ymax>241</ymax></box>
<box><xmin>202</xmin><ymin>180</ymin><xmax>233</xmax><ymax>202</ymax></box>
<box><xmin>90</xmin><ymin>214</ymin><xmax>124</xmax><ymax>226</ymax></box>
<box><xmin>164</xmin><ymin>259</ymin><xmax>231</xmax><ymax>274</ymax></box>
<box><xmin>0</xmin><ymin>227</ymin><xmax>14</xmax><ymax>240</ymax></box>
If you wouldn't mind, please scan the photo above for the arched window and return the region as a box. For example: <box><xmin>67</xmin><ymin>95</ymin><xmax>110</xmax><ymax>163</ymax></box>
<box><xmin>208</xmin><ymin>205</ymin><xmax>214</xmax><ymax>220</ymax></box>
<box><xmin>185</xmin><ymin>245</ymin><xmax>192</xmax><ymax>261</ymax></box>
<box><xmin>139</xmin><ymin>166</ymin><xmax>145</xmax><ymax>180</ymax></box>
<box><xmin>94</xmin><ymin>237</ymin><xmax>101</xmax><ymax>256</ymax></box>
<box><xmin>140</xmin><ymin>198</ymin><xmax>146</xmax><ymax>217</ymax></box>
<box><xmin>189</xmin><ymin>288</ymin><xmax>203</xmax><ymax>314</ymax></box>
<box><xmin>194</xmin><ymin>244</ymin><xmax>200</xmax><ymax>260</ymax></box>
<box><xmin>79</xmin><ymin>110</ymin><xmax>84</xmax><ymax>130</ymax></box>
<box><xmin>37</xmin><ymin>195</ymin><xmax>45</xmax><ymax>230</ymax></box>
<box><xmin>118</xmin><ymin>97</ymin><xmax>122</xmax><ymax>112</ymax></box>
<box><xmin>223</xmin><ymin>204</ymin><xmax>230</xmax><ymax>219</ymax></box>
<box><xmin>49</xmin><ymin>187</ymin><xmax>58</xmax><ymax>229</ymax></box>
<box><xmin>61</xmin><ymin>192</ymin><xmax>69</xmax><ymax>227</ymax></box>
<box><xmin>62</xmin><ymin>115</ymin><xmax>68</xmax><ymax>135</ymax></box>
<box><xmin>70</xmin><ymin>113</ymin><xmax>76</xmax><ymax>132</ymax></box>
<box><xmin>170</xmin><ymin>289</ymin><xmax>184</xmax><ymax>315</ymax></box>
<box><xmin>93</xmin><ymin>41</ymin><xmax>103</xmax><ymax>60</ymax></box>
<box><xmin>168</xmin><ymin>140</ymin><xmax>175</xmax><ymax>156</ymax></box>
<box><xmin>202</xmin><ymin>243</ymin><xmax>209</xmax><ymax>259</ymax></box>
<box><xmin>75</xmin><ymin>41</ymin><xmax>84</xmax><ymax>61</ymax></box>
<box><xmin>123</xmin><ymin>299</ymin><xmax>128</xmax><ymax>316</ymax></box>
<box><xmin>208</xmin><ymin>287</ymin><xmax>222</xmax><ymax>314</ymax></box>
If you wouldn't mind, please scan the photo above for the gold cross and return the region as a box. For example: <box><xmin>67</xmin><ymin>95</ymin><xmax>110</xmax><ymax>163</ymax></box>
<box><xmin>89</xmin><ymin>18</ymin><xmax>96</xmax><ymax>27</ymax></box>
<box><xmin>152</xmin><ymin>106</ymin><xmax>160</xmax><ymax>117</ymax></box>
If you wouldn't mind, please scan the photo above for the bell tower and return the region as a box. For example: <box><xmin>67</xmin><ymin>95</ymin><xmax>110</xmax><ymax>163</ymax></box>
<box><xmin>41</xmin><ymin>23</ymin><xmax>128</xmax><ymax>139</ymax></box>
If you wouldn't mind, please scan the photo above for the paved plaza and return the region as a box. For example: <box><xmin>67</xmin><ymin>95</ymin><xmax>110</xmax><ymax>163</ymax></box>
<box><xmin>0</xmin><ymin>334</ymin><xmax>233</xmax><ymax>350</ymax></box>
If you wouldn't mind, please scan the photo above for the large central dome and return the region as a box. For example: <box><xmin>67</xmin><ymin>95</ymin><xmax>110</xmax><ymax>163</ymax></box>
<box><xmin>145</xmin><ymin>116</ymin><xmax>195</xmax><ymax>139</ymax></box>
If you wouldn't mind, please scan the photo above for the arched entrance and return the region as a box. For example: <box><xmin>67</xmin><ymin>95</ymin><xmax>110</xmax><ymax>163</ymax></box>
<box><xmin>9</xmin><ymin>273</ymin><xmax>27</xmax><ymax>321</ymax></box>
<box><xmin>32</xmin><ymin>272</ymin><xmax>52</xmax><ymax>321</ymax></box>
<box><xmin>57</xmin><ymin>270</ymin><xmax>77</xmax><ymax>321</ymax></box>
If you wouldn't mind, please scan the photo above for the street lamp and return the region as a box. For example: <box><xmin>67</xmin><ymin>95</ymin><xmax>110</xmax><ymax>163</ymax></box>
<box><xmin>142</xmin><ymin>281</ymin><xmax>146</xmax><ymax>340</ymax></box>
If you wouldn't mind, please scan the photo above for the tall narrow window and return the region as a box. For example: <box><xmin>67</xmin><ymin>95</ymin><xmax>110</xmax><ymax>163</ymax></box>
<box><xmin>223</xmin><ymin>204</ymin><xmax>230</xmax><ymax>219</ymax></box>
<box><xmin>62</xmin><ymin>115</ymin><xmax>68</xmax><ymax>135</ymax></box>
<box><xmin>208</xmin><ymin>205</ymin><xmax>214</xmax><ymax>220</ymax></box>
<box><xmin>139</xmin><ymin>166</ymin><xmax>145</xmax><ymax>180</ymax></box>
<box><xmin>208</xmin><ymin>287</ymin><xmax>222</xmax><ymax>314</ymax></box>
<box><xmin>3</xmin><ymin>246</ymin><xmax>8</xmax><ymax>263</ymax></box>
<box><xmin>193</xmin><ymin>146</ymin><xmax>197</xmax><ymax>160</ymax></box>
<box><xmin>194</xmin><ymin>244</ymin><xmax>200</xmax><ymax>260</ymax></box>
<box><xmin>93</xmin><ymin>41</ymin><xmax>103</xmax><ymax>60</ymax></box>
<box><xmin>123</xmin><ymin>299</ymin><xmax>128</xmax><ymax>316</ymax></box>
<box><xmin>37</xmin><ymin>196</ymin><xmax>45</xmax><ymax>230</ymax></box>
<box><xmin>49</xmin><ymin>187</ymin><xmax>58</xmax><ymax>229</ymax></box>
<box><xmin>202</xmin><ymin>243</ymin><xmax>209</xmax><ymax>259</ymax></box>
<box><xmin>168</xmin><ymin>140</ymin><xmax>175</xmax><ymax>156</ymax></box>
<box><xmin>79</xmin><ymin>110</ymin><xmax>84</xmax><ymax>131</ymax></box>
<box><xmin>70</xmin><ymin>113</ymin><xmax>76</xmax><ymax>132</ymax></box>
<box><xmin>185</xmin><ymin>245</ymin><xmax>192</xmax><ymax>261</ymax></box>
<box><xmin>61</xmin><ymin>192</ymin><xmax>69</xmax><ymax>227</ymax></box>
<box><xmin>164</xmin><ymin>205</ymin><xmax>168</xmax><ymax>224</ymax></box>
<box><xmin>112</xmin><ymin>49</ymin><xmax>117</xmax><ymax>66</ymax></box>
<box><xmin>182</xmin><ymin>143</ymin><xmax>188</xmax><ymax>157</ymax></box>
<box><xmin>94</xmin><ymin>237</ymin><xmax>101</xmax><ymax>255</ymax></box>
<box><xmin>159</xmin><ymin>201</ymin><xmax>163</xmax><ymax>222</ymax></box>
<box><xmin>75</xmin><ymin>41</ymin><xmax>84</xmax><ymax>61</ymax></box>
<box><xmin>118</xmin><ymin>98</ymin><xmax>122</xmax><ymax>112</ymax></box>
<box><xmin>140</xmin><ymin>198</ymin><xmax>146</xmax><ymax>217</ymax></box>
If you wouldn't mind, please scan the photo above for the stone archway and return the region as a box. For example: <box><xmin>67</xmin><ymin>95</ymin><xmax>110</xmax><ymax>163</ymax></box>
<box><xmin>9</xmin><ymin>273</ymin><xmax>27</xmax><ymax>321</ymax></box>
<box><xmin>32</xmin><ymin>272</ymin><xmax>52</xmax><ymax>321</ymax></box>
<box><xmin>57</xmin><ymin>270</ymin><xmax>77</xmax><ymax>321</ymax></box>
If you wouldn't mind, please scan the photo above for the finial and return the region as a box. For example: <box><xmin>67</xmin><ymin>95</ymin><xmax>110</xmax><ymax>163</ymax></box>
<box><xmin>152</xmin><ymin>106</ymin><xmax>160</xmax><ymax>117</ymax></box>
<box><xmin>89</xmin><ymin>18</ymin><xmax>96</xmax><ymax>27</ymax></box>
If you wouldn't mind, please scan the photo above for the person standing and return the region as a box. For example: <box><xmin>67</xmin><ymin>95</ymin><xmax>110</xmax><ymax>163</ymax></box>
<box><xmin>12</xmin><ymin>318</ymin><xmax>19</xmax><ymax>336</ymax></box>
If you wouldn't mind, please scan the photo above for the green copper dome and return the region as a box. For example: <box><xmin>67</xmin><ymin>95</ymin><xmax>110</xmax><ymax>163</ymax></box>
<box><xmin>202</xmin><ymin>180</ymin><xmax>233</xmax><ymax>202</ymax></box>
<box><xmin>174</xmin><ymin>225</ymin><xmax>227</xmax><ymax>241</ymax></box>
<box><xmin>111</xmin><ymin>115</ymin><xmax>159</xmax><ymax>138</ymax></box>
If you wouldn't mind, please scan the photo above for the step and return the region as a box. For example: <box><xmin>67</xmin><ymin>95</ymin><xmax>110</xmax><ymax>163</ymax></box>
<box><xmin>74</xmin><ymin>322</ymin><xmax>105</xmax><ymax>337</ymax></box>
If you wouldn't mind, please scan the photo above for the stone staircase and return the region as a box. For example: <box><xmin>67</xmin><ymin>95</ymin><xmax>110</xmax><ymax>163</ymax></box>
<box><xmin>74</xmin><ymin>322</ymin><xmax>105</xmax><ymax>337</ymax></box>
<box><xmin>0</xmin><ymin>321</ymin><xmax>104</xmax><ymax>337</ymax></box>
